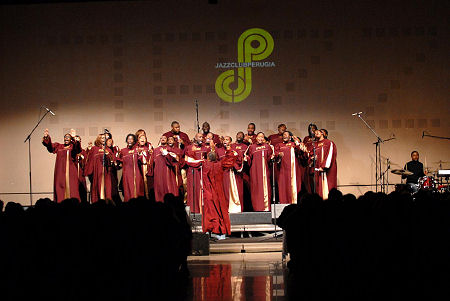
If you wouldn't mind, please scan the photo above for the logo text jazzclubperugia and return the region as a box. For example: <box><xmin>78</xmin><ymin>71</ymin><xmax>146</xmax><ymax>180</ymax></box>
<box><xmin>215</xmin><ymin>28</ymin><xmax>274</xmax><ymax>103</ymax></box>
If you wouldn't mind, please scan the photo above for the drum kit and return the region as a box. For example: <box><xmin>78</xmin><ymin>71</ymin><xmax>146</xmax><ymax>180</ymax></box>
<box><xmin>391</xmin><ymin>163</ymin><xmax>450</xmax><ymax>194</ymax></box>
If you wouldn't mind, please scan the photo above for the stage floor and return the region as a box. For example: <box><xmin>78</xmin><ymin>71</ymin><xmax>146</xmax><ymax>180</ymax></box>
<box><xmin>187</xmin><ymin>252</ymin><xmax>286</xmax><ymax>301</ymax></box>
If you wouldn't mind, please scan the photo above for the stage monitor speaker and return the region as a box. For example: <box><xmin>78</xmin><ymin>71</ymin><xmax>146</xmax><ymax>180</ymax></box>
<box><xmin>271</xmin><ymin>204</ymin><xmax>291</xmax><ymax>219</ymax></box>
<box><xmin>191</xmin><ymin>233</ymin><xmax>209</xmax><ymax>256</ymax></box>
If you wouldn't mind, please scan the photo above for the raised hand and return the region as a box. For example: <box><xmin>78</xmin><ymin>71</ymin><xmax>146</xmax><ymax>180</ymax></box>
<box><xmin>299</xmin><ymin>142</ymin><xmax>307</xmax><ymax>152</ymax></box>
<box><xmin>44</xmin><ymin>128</ymin><xmax>49</xmax><ymax>138</ymax></box>
<box><xmin>70</xmin><ymin>128</ymin><xmax>76</xmax><ymax>138</ymax></box>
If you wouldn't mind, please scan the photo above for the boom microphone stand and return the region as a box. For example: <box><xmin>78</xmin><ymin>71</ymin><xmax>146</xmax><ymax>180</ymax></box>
<box><xmin>271</xmin><ymin>155</ymin><xmax>280</xmax><ymax>238</ymax></box>
<box><xmin>24</xmin><ymin>106</ymin><xmax>55</xmax><ymax>206</ymax></box>
<box><xmin>422</xmin><ymin>131</ymin><xmax>450</xmax><ymax>140</ymax></box>
<box><xmin>353</xmin><ymin>112</ymin><xmax>393</xmax><ymax>193</ymax></box>
<box><xmin>191</xmin><ymin>99</ymin><xmax>200</xmax><ymax>227</ymax></box>
<box><xmin>312</xmin><ymin>139</ymin><xmax>317</xmax><ymax>194</ymax></box>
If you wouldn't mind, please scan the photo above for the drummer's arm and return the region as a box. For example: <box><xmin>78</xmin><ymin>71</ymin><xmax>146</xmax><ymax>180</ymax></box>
<box><xmin>401</xmin><ymin>163</ymin><xmax>407</xmax><ymax>179</ymax></box>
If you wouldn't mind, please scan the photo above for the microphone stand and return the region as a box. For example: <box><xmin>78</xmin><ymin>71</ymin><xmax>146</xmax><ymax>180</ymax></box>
<box><xmin>195</xmin><ymin>99</ymin><xmax>200</xmax><ymax>134</ymax></box>
<box><xmin>102</xmin><ymin>128</ymin><xmax>112</xmax><ymax>201</ymax></box>
<box><xmin>312</xmin><ymin>138</ymin><xmax>316</xmax><ymax>194</ymax></box>
<box><xmin>192</xmin><ymin>100</ymin><xmax>200</xmax><ymax>228</ymax></box>
<box><xmin>422</xmin><ymin>132</ymin><xmax>450</xmax><ymax>140</ymax></box>
<box><xmin>271</xmin><ymin>156</ymin><xmax>279</xmax><ymax>238</ymax></box>
<box><xmin>354</xmin><ymin>113</ymin><xmax>393</xmax><ymax>193</ymax></box>
<box><xmin>24</xmin><ymin>109</ymin><xmax>53</xmax><ymax>206</ymax></box>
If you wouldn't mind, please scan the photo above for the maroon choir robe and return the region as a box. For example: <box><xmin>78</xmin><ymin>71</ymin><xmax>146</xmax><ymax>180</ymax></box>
<box><xmin>151</xmin><ymin>146</ymin><xmax>179</xmax><ymax>202</ymax></box>
<box><xmin>202</xmin><ymin>132</ymin><xmax>221</xmax><ymax>145</ymax></box>
<box><xmin>268</xmin><ymin>133</ymin><xmax>284</xmax><ymax>202</ymax></box>
<box><xmin>43</xmin><ymin>136</ymin><xmax>82</xmax><ymax>203</ymax></box>
<box><xmin>163</xmin><ymin>131</ymin><xmax>191</xmax><ymax>149</ymax></box>
<box><xmin>243</xmin><ymin>133</ymin><xmax>257</xmax><ymax>145</ymax></box>
<box><xmin>215</xmin><ymin>147</ymin><xmax>226</xmax><ymax>161</ymax></box>
<box><xmin>169</xmin><ymin>146</ymin><xmax>185</xmax><ymax>192</ymax></box>
<box><xmin>117</xmin><ymin>147</ymin><xmax>145</xmax><ymax>202</ymax></box>
<box><xmin>135</xmin><ymin>143</ymin><xmax>153</xmax><ymax>199</ymax></box>
<box><xmin>85</xmin><ymin>146</ymin><xmax>116</xmax><ymax>203</ymax></box>
<box><xmin>185</xmin><ymin>144</ymin><xmax>207</xmax><ymax>213</ymax></box>
<box><xmin>223</xmin><ymin>147</ymin><xmax>244</xmax><ymax>213</ymax></box>
<box><xmin>232</xmin><ymin>142</ymin><xmax>250</xmax><ymax>211</ymax></box>
<box><xmin>275</xmin><ymin>141</ymin><xmax>303</xmax><ymax>204</ymax></box>
<box><xmin>202</xmin><ymin>153</ymin><xmax>235</xmax><ymax>235</ymax></box>
<box><xmin>302</xmin><ymin>136</ymin><xmax>316</xmax><ymax>193</ymax></box>
<box><xmin>268</xmin><ymin>133</ymin><xmax>283</xmax><ymax>146</ymax></box>
<box><xmin>313</xmin><ymin>139</ymin><xmax>337</xmax><ymax>199</ymax></box>
<box><xmin>246</xmin><ymin>143</ymin><xmax>273</xmax><ymax>211</ymax></box>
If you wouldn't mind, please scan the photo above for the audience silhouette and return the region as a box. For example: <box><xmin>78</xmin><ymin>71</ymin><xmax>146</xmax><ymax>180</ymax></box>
<box><xmin>0</xmin><ymin>188</ymin><xmax>448</xmax><ymax>300</ymax></box>
<box><xmin>278</xmin><ymin>189</ymin><xmax>450</xmax><ymax>300</ymax></box>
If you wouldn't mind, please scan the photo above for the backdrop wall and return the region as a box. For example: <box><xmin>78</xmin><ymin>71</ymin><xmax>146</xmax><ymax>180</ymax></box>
<box><xmin>1</xmin><ymin>0</ymin><xmax>449</xmax><ymax>205</ymax></box>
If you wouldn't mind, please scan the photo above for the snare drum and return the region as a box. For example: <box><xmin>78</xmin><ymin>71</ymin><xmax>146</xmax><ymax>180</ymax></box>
<box><xmin>418</xmin><ymin>176</ymin><xmax>437</xmax><ymax>190</ymax></box>
<box><xmin>437</xmin><ymin>184</ymin><xmax>449</xmax><ymax>193</ymax></box>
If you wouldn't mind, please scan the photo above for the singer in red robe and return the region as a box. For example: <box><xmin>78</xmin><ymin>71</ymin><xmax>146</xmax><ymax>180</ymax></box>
<box><xmin>312</xmin><ymin>129</ymin><xmax>337</xmax><ymax>199</ymax></box>
<box><xmin>42</xmin><ymin>129</ymin><xmax>82</xmax><ymax>203</ymax></box>
<box><xmin>274</xmin><ymin>132</ymin><xmax>307</xmax><ymax>204</ymax></box>
<box><xmin>151</xmin><ymin>136</ymin><xmax>180</xmax><ymax>202</ymax></box>
<box><xmin>117</xmin><ymin>134</ymin><xmax>145</xmax><ymax>202</ymax></box>
<box><xmin>135</xmin><ymin>130</ymin><xmax>153</xmax><ymax>199</ymax></box>
<box><xmin>268</xmin><ymin>123</ymin><xmax>287</xmax><ymax>146</ymax></box>
<box><xmin>163</xmin><ymin>121</ymin><xmax>191</xmax><ymax>149</ymax></box>
<box><xmin>243</xmin><ymin>122</ymin><xmax>257</xmax><ymax>145</ymax></box>
<box><xmin>85</xmin><ymin>134</ymin><xmax>116</xmax><ymax>203</ymax></box>
<box><xmin>245</xmin><ymin>132</ymin><xmax>274</xmax><ymax>211</ymax></box>
<box><xmin>223</xmin><ymin>137</ymin><xmax>244</xmax><ymax>213</ymax></box>
<box><xmin>106</xmin><ymin>136</ymin><xmax>121</xmax><ymax>203</ymax></box>
<box><xmin>268</xmin><ymin>124</ymin><xmax>287</xmax><ymax>203</ymax></box>
<box><xmin>202</xmin><ymin>149</ymin><xmax>234</xmax><ymax>236</ymax></box>
<box><xmin>185</xmin><ymin>133</ymin><xmax>207</xmax><ymax>213</ymax></box>
<box><xmin>234</xmin><ymin>132</ymin><xmax>251</xmax><ymax>211</ymax></box>
<box><xmin>201</xmin><ymin>122</ymin><xmax>221</xmax><ymax>145</ymax></box>
<box><xmin>167</xmin><ymin>136</ymin><xmax>185</xmax><ymax>195</ymax></box>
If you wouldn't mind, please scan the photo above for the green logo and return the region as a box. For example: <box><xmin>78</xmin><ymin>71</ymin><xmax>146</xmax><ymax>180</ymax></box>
<box><xmin>215</xmin><ymin>28</ymin><xmax>274</xmax><ymax>103</ymax></box>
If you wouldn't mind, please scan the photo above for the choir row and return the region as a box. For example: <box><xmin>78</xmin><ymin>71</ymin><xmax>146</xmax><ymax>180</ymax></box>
<box><xmin>43</xmin><ymin>121</ymin><xmax>337</xmax><ymax>236</ymax></box>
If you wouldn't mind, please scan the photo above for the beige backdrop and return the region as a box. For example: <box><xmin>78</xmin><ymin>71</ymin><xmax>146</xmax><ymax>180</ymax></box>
<box><xmin>1</xmin><ymin>1</ymin><xmax>449</xmax><ymax>205</ymax></box>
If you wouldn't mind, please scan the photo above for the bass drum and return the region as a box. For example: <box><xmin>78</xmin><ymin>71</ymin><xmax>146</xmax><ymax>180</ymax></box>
<box><xmin>418</xmin><ymin>176</ymin><xmax>437</xmax><ymax>190</ymax></box>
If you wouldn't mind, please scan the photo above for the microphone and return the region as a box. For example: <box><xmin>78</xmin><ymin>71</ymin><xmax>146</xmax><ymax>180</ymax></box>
<box><xmin>42</xmin><ymin>106</ymin><xmax>56</xmax><ymax>116</ymax></box>
<box><xmin>351</xmin><ymin>111</ymin><xmax>363</xmax><ymax>116</ymax></box>
<box><xmin>104</xmin><ymin>128</ymin><xmax>110</xmax><ymax>134</ymax></box>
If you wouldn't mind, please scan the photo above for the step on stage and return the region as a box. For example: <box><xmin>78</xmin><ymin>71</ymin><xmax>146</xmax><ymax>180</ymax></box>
<box><xmin>189</xmin><ymin>204</ymin><xmax>289</xmax><ymax>255</ymax></box>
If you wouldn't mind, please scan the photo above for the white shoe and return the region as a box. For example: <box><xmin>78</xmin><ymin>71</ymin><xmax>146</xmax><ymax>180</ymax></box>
<box><xmin>217</xmin><ymin>234</ymin><xmax>227</xmax><ymax>240</ymax></box>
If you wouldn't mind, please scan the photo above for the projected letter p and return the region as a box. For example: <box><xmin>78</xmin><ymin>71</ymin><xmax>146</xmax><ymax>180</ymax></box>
<box><xmin>215</xmin><ymin>28</ymin><xmax>274</xmax><ymax>103</ymax></box>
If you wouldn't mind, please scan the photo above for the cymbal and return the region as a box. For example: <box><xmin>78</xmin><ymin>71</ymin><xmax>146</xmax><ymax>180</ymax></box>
<box><xmin>391</xmin><ymin>169</ymin><xmax>414</xmax><ymax>176</ymax></box>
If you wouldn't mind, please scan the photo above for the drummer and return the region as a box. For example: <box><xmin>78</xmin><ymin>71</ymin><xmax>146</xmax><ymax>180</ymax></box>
<box><xmin>403</xmin><ymin>151</ymin><xmax>425</xmax><ymax>191</ymax></box>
